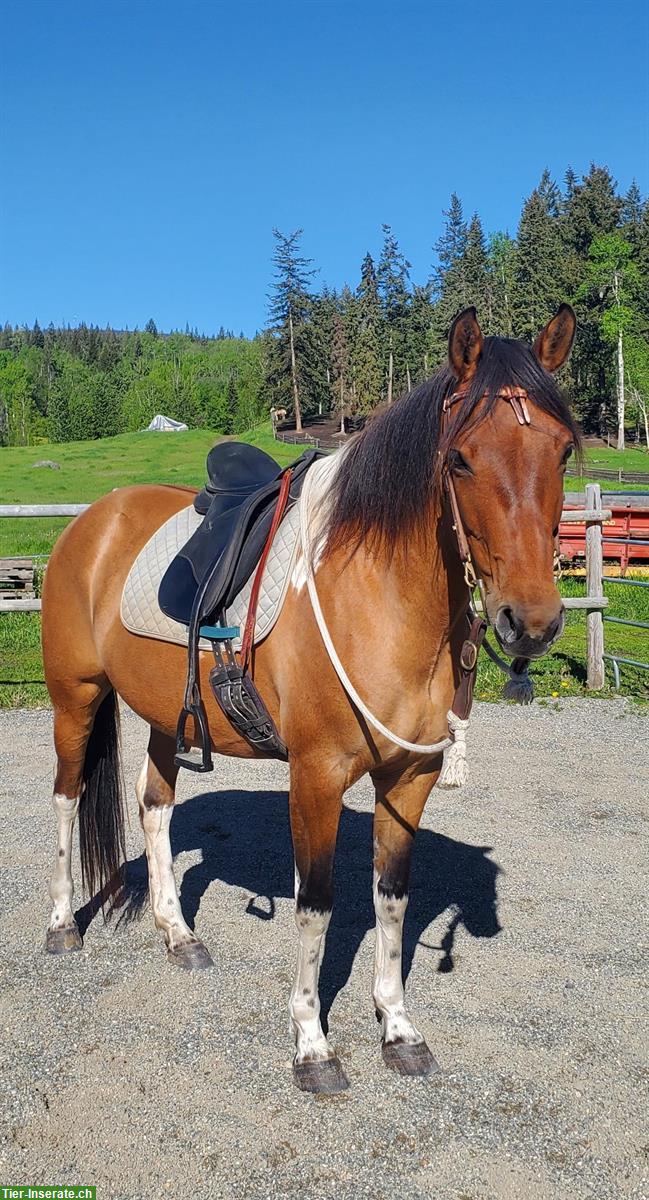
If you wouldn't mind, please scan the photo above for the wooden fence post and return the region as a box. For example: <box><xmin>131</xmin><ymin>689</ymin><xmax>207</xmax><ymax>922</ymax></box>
<box><xmin>586</xmin><ymin>482</ymin><xmax>605</xmax><ymax>689</ymax></box>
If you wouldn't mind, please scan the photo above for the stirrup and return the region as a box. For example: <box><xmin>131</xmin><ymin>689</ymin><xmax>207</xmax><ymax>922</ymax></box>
<box><xmin>174</xmin><ymin>694</ymin><xmax>213</xmax><ymax>772</ymax></box>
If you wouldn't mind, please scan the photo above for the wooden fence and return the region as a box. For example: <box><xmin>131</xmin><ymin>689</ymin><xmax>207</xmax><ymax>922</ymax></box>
<box><xmin>566</xmin><ymin>464</ymin><xmax>649</xmax><ymax>486</ymax></box>
<box><xmin>0</xmin><ymin>488</ymin><xmax>646</xmax><ymax>689</ymax></box>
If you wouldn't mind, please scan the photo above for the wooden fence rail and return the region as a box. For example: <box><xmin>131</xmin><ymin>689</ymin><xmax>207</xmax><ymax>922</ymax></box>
<box><xmin>566</xmin><ymin>465</ymin><xmax>649</xmax><ymax>485</ymax></box>
<box><xmin>0</xmin><ymin>504</ymin><xmax>89</xmax><ymax>517</ymax></box>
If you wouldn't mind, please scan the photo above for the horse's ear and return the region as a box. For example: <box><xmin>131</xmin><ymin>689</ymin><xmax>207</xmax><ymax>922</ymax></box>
<box><xmin>448</xmin><ymin>307</ymin><xmax>484</xmax><ymax>381</ymax></box>
<box><xmin>533</xmin><ymin>304</ymin><xmax>576</xmax><ymax>372</ymax></box>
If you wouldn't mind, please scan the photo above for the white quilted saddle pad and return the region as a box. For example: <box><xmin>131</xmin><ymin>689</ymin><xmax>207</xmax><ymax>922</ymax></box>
<box><xmin>121</xmin><ymin>495</ymin><xmax>301</xmax><ymax>652</ymax></box>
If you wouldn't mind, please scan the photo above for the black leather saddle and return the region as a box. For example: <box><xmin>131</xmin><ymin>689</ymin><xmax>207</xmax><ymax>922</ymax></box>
<box><xmin>162</xmin><ymin>441</ymin><xmax>326</xmax><ymax>774</ymax></box>
<box><xmin>159</xmin><ymin>441</ymin><xmax>323</xmax><ymax>627</ymax></box>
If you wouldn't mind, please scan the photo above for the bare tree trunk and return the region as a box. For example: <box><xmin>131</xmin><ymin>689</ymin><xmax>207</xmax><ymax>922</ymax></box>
<box><xmin>173</xmin><ymin>354</ymin><xmax>181</xmax><ymax>401</ymax></box>
<box><xmin>288</xmin><ymin>308</ymin><xmax>302</xmax><ymax>433</ymax></box>
<box><xmin>613</xmin><ymin>270</ymin><xmax>625</xmax><ymax>451</ymax></box>
<box><xmin>340</xmin><ymin>374</ymin><xmax>345</xmax><ymax>433</ymax></box>
<box><xmin>406</xmin><ymin>364</ymin><xmax>412</xmax><ymax>392</ymax></box>
<box><xmin>387</xmin><ymin>338</ymin><xmax>394</xmax><ymax>405</ymax></box>
<box><xmin>632</xmin><ymin>388</ymin><xmax>649</xmax><ymax>449</ymax></box>
<box><xmin>616</xmin><ymin>328</ymin><xmax>625</xmax><ymax>451</ymax></box>
<box><xmin>424</xmin><ymin>352</ymin><xmax>429</xmax><ymax>376</ymax></box>
<box><xmin>500</xmin><ymin>262</ymin><xmax>512</xmax><ymax>336</ymax></box>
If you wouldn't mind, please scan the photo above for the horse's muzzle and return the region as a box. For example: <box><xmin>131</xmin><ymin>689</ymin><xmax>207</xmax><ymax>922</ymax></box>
<box><xmin>493</xmin><ymin>604</ymin><xmax>565</xmax><ymax>659</ymax></box>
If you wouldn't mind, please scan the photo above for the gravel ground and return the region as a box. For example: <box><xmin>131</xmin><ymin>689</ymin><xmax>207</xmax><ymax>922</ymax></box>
<box><xmin>0</xmin><ymin>700</ymin><xmax>647</xmax><ymax>1200</ymax></box>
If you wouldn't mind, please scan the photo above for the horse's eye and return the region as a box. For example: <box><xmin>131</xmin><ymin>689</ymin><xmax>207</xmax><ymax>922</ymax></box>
<box><xmin>449</xmin><ymin>449</ymin><xmax>472</xmax><ymax>475</ymax></box>
<box><xmin>561</xmin><ymin>444</ymin><xmax>574</xmax><ymax>465</ymax></box>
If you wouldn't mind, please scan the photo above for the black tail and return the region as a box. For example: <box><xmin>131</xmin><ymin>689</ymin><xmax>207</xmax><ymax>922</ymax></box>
<box><xmin>79</xmin><ymin>690</ymin><xmax>126</xmax><ymax>902</ymax></box>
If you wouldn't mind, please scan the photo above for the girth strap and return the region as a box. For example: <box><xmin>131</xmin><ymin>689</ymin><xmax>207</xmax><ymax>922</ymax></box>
<box><xmin>240</xmin><ymin>467</ymin><xmax>292</xmax><ymax>673</ymax></box>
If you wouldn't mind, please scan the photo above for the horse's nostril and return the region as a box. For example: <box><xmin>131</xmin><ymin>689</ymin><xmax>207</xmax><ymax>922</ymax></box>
<box><xmin>548</xmin><ymin>608</ymin><xmax>565</xmax><ymax>643</ymax></box>
<box><xmin>495</xmin><ymin>605</ymin><xmax>524</xmax><ymax>645</ymax></box>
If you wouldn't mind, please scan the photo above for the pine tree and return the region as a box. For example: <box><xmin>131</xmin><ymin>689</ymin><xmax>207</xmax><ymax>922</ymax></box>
<box><xmin>635</xmin><ymin>201</ymin><xmax>649</xmax><ymax>329</ymax></box>
<box><xmin>488</xmin><ymin>232</ymin><xmax>515</xmax><ymax>336</ymax></box>
<box><xmin>432</xmin><ymin>193</ymin><xmax>468</xmax><ymax>290</ymax></box>
<box><xmin>309</xmin><ymin>288</ymin><xmax>338</xmax><ymax>415</ymax></box>
<box><xmin>512</xmin><ymin>182</ymin><xmax>564</xmax><ymax>337</ymax></box>
<box><xmin>562</xmin><ymin>164</ymin><xmax>622</xmax><ymax>256</ymax></box>
<box><xmin>330</xmin><ymin>310</ymin><xmax>352</xmax><ymax>431</ymax></box>
<box><xmin>462</xmin><ymin>214</ymin><xmax>491</xmax><ymax>328</ymax></box>
<box><xmin>267</xmin><ymin>228</ymin><xmax>317</xmax><ymax>432</ymax></box>
<box><xmin>430</xmin><ymin>193</ymin><xmax>469</xmax><ymax>358</ymax></box>
<box><xmin>353</xmin><ymin>253</ymin><xmax>383</xmax><ymax>413</ymax></box>
<box><xmin>622</xmin><ymin>181</ymin><xmax>644</xmax><ymax>250</ymax></box>
<box><xmin>378</xmin><ymin>225</ymin><xmax>411</xmax><ymax>399</ymax></box>
<box><xmin>406</xmin><ymin>284</ymin><xmax>435</xmax><ymax>381</ymax></box>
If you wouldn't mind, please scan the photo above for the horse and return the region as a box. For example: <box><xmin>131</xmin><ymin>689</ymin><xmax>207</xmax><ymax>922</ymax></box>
<box><xmin>41</xmin><ymin>305</ymin><xmax>580</xmax><ymax>1094</ymax></box>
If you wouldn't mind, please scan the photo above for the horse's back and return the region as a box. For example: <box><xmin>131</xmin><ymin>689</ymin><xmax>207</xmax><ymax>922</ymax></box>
<box><xmin>42</xmin><ymin>485</ymin><xmax>197</xmax><ymax>687</ymax></box>
<box><xmin>47</xmin><ymin>483</ymin><xmax>196</xmax><ymax>574</ymax></box>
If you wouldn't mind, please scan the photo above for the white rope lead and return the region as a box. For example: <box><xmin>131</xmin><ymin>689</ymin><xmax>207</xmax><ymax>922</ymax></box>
<box><xmin>299</xmin><ymin>468</ymin><xmax>453</xmax><ymax>757</ymax></box>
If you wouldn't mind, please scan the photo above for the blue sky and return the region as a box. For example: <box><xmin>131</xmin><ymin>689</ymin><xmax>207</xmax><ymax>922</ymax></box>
<box><xmin>2</xmin><ymin>0</ymin><xmax>648</xmax><ymax>336</ymax></box>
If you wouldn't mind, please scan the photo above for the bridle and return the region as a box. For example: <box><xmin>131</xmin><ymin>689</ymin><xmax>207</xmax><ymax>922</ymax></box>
<box><xmin>442</xmin><ymin>383</ymin><xmax>533</xmax><ymax>599</ymax></box>
<box><xmin>440</xmin><ymin>383</ymin><xmax>550</xmax><ymax>695</ymax></box>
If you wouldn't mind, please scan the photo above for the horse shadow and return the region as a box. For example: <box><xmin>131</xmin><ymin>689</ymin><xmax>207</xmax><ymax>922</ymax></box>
<box><xmin>78</xmin><ymin>788</ymin><xmax>502</xmax><ymax>1025</ymax></box>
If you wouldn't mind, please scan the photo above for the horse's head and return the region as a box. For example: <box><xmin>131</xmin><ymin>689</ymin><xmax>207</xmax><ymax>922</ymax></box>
<box><xmin>443</xmin><ymin>305</ymin><xmax>579</xmax><ymax>659</ymax></box>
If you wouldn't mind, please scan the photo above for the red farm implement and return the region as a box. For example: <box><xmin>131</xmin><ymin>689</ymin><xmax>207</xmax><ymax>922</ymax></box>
<box><xmin>560</xmin><ymin>498</ymin><xmax>649</xmax><ymax>573</ymax></box>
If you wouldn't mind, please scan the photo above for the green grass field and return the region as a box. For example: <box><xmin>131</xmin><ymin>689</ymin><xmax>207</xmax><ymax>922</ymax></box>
<box><xmin>1</xmin><ymin>427</ymin><xmax>647</xmax><ymax>706</ymax></box>
<box><xmin>564</xmin><ymin>443</ymin><xmax>649</xmax><ymax>493</ymax></box>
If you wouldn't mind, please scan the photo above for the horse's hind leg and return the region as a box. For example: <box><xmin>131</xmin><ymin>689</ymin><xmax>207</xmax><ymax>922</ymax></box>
<box><xmin>372</xmin><ymin>764</ymin><xmax>441</xmax><ymax>1077</ymax></box>
<box><xmin>136</xmin><ymin>728</ymin><xmax>213</xmax><ymax>971</ymax></box>
<box><xmin>46</xmin><ymin>687</ymin><xmax>106</xmax><ymax>954</ymax></box>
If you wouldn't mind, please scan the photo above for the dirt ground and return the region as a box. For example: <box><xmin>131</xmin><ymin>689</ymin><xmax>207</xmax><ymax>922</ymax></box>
<box><xmin>0</xmin><ymin>700</ymin><xmax>647</xmax><ymax>1200</ymax></box>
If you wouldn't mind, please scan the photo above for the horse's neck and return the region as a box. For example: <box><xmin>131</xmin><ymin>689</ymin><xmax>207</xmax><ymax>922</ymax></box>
<box><xmin>332</xmin><ymin>507</ymin><xmax>468</xmax><ymax>683</ymax></box>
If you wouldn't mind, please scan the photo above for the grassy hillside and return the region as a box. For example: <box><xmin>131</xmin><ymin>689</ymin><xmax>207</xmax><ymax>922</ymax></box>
<box><xmin>0</xmin><ymin>423</ymin><xmax>309</xmax><ymax>556</ymax></box>
<box><xmin>564</xmin><ymin>443</ymin><xmax>649</xmax><ymax>493</ymax></box>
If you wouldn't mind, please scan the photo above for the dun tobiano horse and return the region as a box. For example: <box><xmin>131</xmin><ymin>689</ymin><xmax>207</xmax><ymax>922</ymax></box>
<box><xmin>42</xmin><ymin>305</ymin><xmax>580</xmax><ymax>1094</ymax></box>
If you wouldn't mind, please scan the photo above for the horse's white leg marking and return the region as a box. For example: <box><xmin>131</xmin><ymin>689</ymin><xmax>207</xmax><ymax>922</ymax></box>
<box><xmin>289</xmin><ymin>872</ymin><xmax>332</xmax><ymax>1063</ymax></box>
<box><xmin>48</xmin><ymin>793</ymin><xmax>80</xmax><ymax>932</ymax></box>
<box><xmin>373</xmin><ymin>869</ymin><xmax>423</xmax><ymax>1045</ymax></box>
<box><xmin>136</xmin><ymin>754</ymin><xmax>195</xmax><ymax>952</ymax></box>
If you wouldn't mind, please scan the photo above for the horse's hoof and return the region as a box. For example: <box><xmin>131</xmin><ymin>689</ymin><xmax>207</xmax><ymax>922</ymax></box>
<box><xmin>167</xmin><ymin>941</ymin><xmax>214</xmax><ymax>971</ymax></box>
<box><xmin>382</xmin><ymin>1039</ymin><xmax>440</xmax><ymax>1077</ymax></box>
<box><xmin>45</xmin><ymin>924</ymin><xmax>83</xmax><ymax>955</ymax></box>
<box><xmin>293</xmin><ymin>1055</ymin><xmax>350</xmax><ymax>1094</ymax></box>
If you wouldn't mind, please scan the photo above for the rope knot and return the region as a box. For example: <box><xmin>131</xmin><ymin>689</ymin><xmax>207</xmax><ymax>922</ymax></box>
<box><xmin>438</xmin><ymin>710</ymin><xmax>470</xmax><ymax>789</ymax></box>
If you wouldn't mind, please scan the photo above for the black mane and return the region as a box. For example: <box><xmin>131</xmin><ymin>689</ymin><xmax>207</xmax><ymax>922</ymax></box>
<box><xmin>325</xmin><ymin>336</ymin><xmax>581</xmax><ymax>558</ymax></box>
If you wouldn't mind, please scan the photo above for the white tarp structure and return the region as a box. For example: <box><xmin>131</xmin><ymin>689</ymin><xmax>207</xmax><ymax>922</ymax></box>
<box><xmin>146</xmin><ymin>414</ymin><xmax>188</xmax><ymax>432</ymax></box>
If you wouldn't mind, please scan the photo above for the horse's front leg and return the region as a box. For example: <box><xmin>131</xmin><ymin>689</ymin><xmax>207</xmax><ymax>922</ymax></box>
<box><xmin>372</xmin><ymin>762</ymin><xmax>442</xmax><ymax>1077</ymax></box>
<box><xmin>288</xmin><ymin>758</ymin><xmax>348</xmax><ymax>1094</ymax></box>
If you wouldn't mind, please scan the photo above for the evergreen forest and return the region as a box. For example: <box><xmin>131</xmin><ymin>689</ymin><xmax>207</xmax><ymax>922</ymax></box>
<box><xmin>2</xmin><ymin>164</ymin><xmax>648</xmax><ymax>450</ymax></box>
